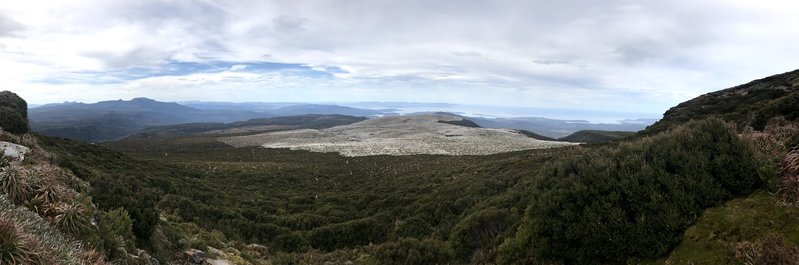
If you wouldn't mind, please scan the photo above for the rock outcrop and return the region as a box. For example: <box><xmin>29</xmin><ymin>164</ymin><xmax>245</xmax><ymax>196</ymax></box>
<box><xmin>184</xmin><ymin>249</ymin><xmax>207</xmax><ymax>264</ymax></box>
<box><xmin>0</xmin><ymin>141</ymin><xmax>29</xmax><ymax>162</ymax></box>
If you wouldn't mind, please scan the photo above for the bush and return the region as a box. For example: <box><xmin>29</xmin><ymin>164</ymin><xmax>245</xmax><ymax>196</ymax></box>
<box><xmin>449</xmin><ymin>208</ymin><xmax>519</xmax><ymax>260</ymax></box>
<box><xmin>501</xmin><ymin>118</ymin><xmax>761</xmax><ymax>263</ymax></box>
<box><xmin>98</xmin><ymin>208</ymin><xmax>135</xmax><ymax>261</ymax></box>
<box><xmin>307</xmin><ymin>216</ymin><xmax>390</xmax><ymax>251</ymax></box>
<box><xmin>395</xmin><ymin>217</ymin><xmax>433</xmax><ymax>239</ymax></box>
<box><xmin>0</xmin><ymin>91</ymin><xmax>29</xmax><ymax>134</ymax></box>
<box><xmin>272</xmin><ymin>232</ymin><xmax>309</xmax><ymax>252</ymax></box>
<box><xmin>373</xmin><ymin>238</ymin><xmax>454</xmax><ymax>265</ymax></box>
<box><xmin>90</xmin><ymin>174</ymin><xmax>159</xmax><ymax>246</ymax></box>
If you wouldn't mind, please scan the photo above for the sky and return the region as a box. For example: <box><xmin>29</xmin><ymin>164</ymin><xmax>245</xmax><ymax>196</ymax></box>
<box><xmin>1</xmin><ymin>0</ymin><xmax>798</xmax><ymax>117</ymax></box>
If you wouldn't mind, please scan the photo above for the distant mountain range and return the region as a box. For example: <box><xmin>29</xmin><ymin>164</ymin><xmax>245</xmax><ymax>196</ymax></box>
<box><xmin>29</xmin><ymin>98</ymin><xmax>659</xmax><ymax>142</ymax></box>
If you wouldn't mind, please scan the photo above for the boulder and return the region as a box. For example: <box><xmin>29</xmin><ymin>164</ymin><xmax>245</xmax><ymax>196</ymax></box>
<box><xmin>184</xmin><ymin>249</ymin><xmax>207</xmax><ymax>264</ymax></box>
<box><xmin>0</xmin><ymin>141</ymin><xmax>28</xmax><ymax>162</ymax></box>
<box><xmin>206</xmin><ymin>246</ymin><xmax>227</xmax><ymax>258</ymax></box>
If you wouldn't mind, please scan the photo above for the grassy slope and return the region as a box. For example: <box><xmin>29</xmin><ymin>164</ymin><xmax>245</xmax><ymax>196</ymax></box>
<box><xmin>645</xmin><ymin>192</ymin><xmax>799</xmax><ymax>264</ymax></box>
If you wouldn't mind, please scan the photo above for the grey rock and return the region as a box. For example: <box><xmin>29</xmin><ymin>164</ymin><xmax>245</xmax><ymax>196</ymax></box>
<box><xmin>0</xmin><ymin>141</ymin><xmax>28</xmax><ymax>162</ymax></box>
<box><xmin>184</xmin><ymin>249</ymin><xmax>207</xmax><ymax>264</ymax></box>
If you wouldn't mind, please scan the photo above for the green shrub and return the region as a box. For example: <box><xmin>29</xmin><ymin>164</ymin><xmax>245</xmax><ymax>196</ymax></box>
<box><xmin>395</xmin><ymin>216</ymin><xmax>434</xmax><ymax>239</ymax></box>
<box><xmin>98</xmin><ymin>208</ymin><xmax>135</xmax><ymax>261</ymax></box>
<box><xmin>0</xmin><ymin>91</ymin><xmax>29</xmax><ymax>134</ymax></box>
<box><xmin>373</xmin><ymin>238</ymin><xmax>454</xmax><ymax>265</ymax></box>
<box><xmin>501</xmin><ymin>118</ymin><xmax>761</xmax><ymax>264</ymax></box>
<box><xmin>272</xmin><ymin>232</ymin><xmax>309</xmax><ymax>252</ymax></box>
<box><xmin>449</xmin><ymin>208</ymin><xmax>519</xmax><ymax>260</ymax></box>
<box><xmin>307</xmin><ymin>216</ymin><xmax>390</xmax><ymax>251</ymax></box>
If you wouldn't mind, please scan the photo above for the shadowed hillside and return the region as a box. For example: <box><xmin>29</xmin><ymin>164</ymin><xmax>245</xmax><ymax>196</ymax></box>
<box><xmin>645</xmin><ymin>69</ymin><xmax>799</xmax><ymax>134</ymax></box>
<box><xmin>559</xmin><ymin>130</ymin><xmax>635</xmax><ymax>143</ymax></box>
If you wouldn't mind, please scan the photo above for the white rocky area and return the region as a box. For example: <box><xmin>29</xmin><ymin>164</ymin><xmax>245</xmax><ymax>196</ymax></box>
<box><xmin>219</xmin><ymin>114</ymin><xmax>576</xmax><ymax>156</ymax></box>
<box><xmin>1</xmin><ymin>141</ymin><xmax>29</xmax><ymax>162</ymax></box>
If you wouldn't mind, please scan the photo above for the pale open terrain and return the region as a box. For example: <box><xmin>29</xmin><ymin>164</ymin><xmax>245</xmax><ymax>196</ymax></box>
<box><xmin>219</xmin><ymin>114</ymin><xmax>577</xmax><ymax>156</ymax></box>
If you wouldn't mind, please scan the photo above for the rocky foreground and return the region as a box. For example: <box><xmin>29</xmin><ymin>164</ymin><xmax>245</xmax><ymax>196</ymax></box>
<box><xmin>219</xmin><ymin>114</ymin><xmax>576</xmax><ymax>156</ymax></box>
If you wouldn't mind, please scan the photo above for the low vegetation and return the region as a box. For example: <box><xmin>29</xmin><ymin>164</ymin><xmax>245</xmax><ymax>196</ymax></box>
<box><xmin>0</xmin><ymin>91</ymin><xmax>29</xmax><ymax>134</ymax></box>
<box><xmin>499</xmin><ymin>118</ymin><xmax>762</xmax><ymax>264</ymax></box>
<box><xmin>645</xmin><ymin>69</ymin><xmax>799</xmax><ymax>133</ymax></box>
<box><xmin>558</xmin><ymin>129</ymin><xmax>635</xmax><ymax>143</ymax></box>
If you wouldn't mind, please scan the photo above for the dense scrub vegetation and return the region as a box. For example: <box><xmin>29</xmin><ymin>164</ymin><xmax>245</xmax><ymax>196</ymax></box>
<box><xmin>646</xmin><ymin>69</ymin><xmax>799</xmax><ymax>133</ymax></box>
<box><xmin>558</xmin><ymin>130</ymin><xmax>635</xmax><ymax>143</ymax></box>
<box><xmin>0</xmin><ymin>91</ymin><xmax>29</xmax><ymax>134</ymax></box>
<box><xmin>105</xmin><ymin>135</ymin><xmax>566</xmax><ymax>263</ymax></box>
<box><xmin>499</xmin><ymin>118</ymin><xmax>762</xmax><ymax>264</ymax></box>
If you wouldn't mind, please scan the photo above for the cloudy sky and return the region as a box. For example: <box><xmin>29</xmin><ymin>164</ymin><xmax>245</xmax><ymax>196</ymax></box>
<box><xmin>1</xmin><ymin>0</ymin><xmax>798</xmax><ymax>117</ymax></box>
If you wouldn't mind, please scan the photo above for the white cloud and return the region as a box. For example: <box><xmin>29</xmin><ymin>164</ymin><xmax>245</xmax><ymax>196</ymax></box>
<box><xmin>0</xmin><ymin>0</ymin><xmax>798</xmax><ymax>116</ymax></box>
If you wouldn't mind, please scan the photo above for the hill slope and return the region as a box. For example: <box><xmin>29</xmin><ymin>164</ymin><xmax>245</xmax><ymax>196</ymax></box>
<box><xmin>646</xmin><ymin>69</ymin><xmax>799</xmax><ymax>133</ymax></box>
<box><xmin>128</xmin><ymin>114</ymin><xmax>368</xmax><ymax>138</ymax></box>
<box><xmin>29</xmin><ymin>98</ymin><xmax>269</xmax><ymax>142</ymax></box>
<box><xmin>559</xmin><ymin>130</ymin><xmax>636</xmax><ymax>143</ymax></box>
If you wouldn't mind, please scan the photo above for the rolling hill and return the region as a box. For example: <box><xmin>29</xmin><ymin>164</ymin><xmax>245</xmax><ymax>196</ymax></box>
<box><xmin>645</xmin><ymin>69</ymin><xmax>799</xmax><ymax>133</ymax></box>
<box><xmin>29</xmin><ymin>98</ymin><xmax>270</xmax><ymax>142</ymax></box>
<box><xmin>559</xmin><ymin>130</ymin><xmax>636</xmax><ymax>143</ymax></box>
<box><xmin>127</xmin><ymin>114</ymin><xmax>368</xmax><ymax>138</ymax></box>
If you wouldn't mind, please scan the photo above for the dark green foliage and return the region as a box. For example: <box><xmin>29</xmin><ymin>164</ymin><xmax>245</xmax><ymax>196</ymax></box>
<box><xmin>559</xmin><ymin>130</ymin><xmax>635</xmax><ymax>143</ymax></box>
<box><xmin>395</xmin><ymin>217</ymin><xmax>434</xmax><ymax>239</ymax></box>
<box><xmin>752</xmin><ymin>93</ymin><xmax>799</xmax><ymax>130</ymax></box>
<box><xmin>503</xmin><ymin>118</ymin><xmax>761</xmax><ymax>263</ymax></box>
<box><xmin>36</xmin><ymin>135</ymin><xmax>164</xmax><ymax>250</ymax></box>
<box><xmin>98</xmin><ymin>208</ymin><xmax>135</xmax><ymax>261</ymax></box>
<box><xmin>307</xmin><ymin>216</ymin><xmax>390</xmax><ymax>251</ymax></box>
<box><xmin>90</xmin><ymin>174</ymin><xmax>159</xmax><ymax>246</ymax></box>
<box><xmin>449</xmin><ymin>208</ymin><xmax>519</xmax><ymax>260</ymax></box>
<box><xmin>646</xmin><ymin>69</ymin><xmax>799</xmax><ymax>134</ymax></box>
<box><xmin>273</xmin><ymin>232</ymin><xmax>309</xmax><ymax>252</ymax></box>
<box><xmin>373</xmin><ymin>238</ymin><xmax>454</xmax><ymax>265</ymax></box>
<box><xmin>0</xmin><ymin>91</ymin><xmax>30</xmax><ymax>134</ymax></box>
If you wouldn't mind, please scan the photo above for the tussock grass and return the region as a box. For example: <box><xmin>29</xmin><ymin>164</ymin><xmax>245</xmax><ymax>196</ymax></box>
<box><xmin>0</xmin><ymin>195</ymin><xmax>83</xmax><ymax>264</ymax></box>
<box><xmin>778</xmin><ymin>149</ymin><xmax>799</xmax><ymax>205</ymax></box>
<box><xmin>0</xmin><ymin>218</ymin><xmax>39</xmax><ymax>264</ymax></box>
<box><xmin>0</xmin><ymin>167</ymin><xmax>32</xmax><ymax>204</ymax></box>
<box><xmin>55</xmin><ymin>202</ymin><xmax>89</xmax><ymax>235</ymax></box>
